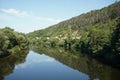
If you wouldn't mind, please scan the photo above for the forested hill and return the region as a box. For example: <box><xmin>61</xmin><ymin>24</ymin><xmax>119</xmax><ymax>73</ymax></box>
<box><xmin>27</xmin><ymin>1</ymin><xmax>120</xmax><ymax>66</ymax></box>
<box><xmin>28</xmin><ymin>1</ymin><xmax>120</xmax><ymax>39</ymax></box>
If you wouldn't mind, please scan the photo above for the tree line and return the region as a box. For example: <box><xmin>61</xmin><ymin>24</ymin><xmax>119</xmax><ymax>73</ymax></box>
<box><xmin>27</xmin><ymin>2</ymin><xmax>120</xmax><ymax>67</ymax></box>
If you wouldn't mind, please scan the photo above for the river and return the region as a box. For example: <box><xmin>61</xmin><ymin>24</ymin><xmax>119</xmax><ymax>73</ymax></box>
<box><xmin>0</xmin><ymin>47</ymin><xmax>120</xmax><ymax>80</ymax></box>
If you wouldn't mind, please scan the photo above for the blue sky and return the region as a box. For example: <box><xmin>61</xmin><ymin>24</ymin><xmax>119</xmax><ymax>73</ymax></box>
<box><xmin>0</xmin><ymin>0</ymin><xmax>116</xmax><ymax>33</ymax></box>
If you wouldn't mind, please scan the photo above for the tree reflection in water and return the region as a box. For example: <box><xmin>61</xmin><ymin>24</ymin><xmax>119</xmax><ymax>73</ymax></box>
<box><xmin>31</xmin><ymin>45</ymin><xmax>120</xmax><ymax>80</ymax></box>
<box><xmin>0</xmin><ymin>48</ymin><xmax>29</xmax><ymax>80</ymax></box>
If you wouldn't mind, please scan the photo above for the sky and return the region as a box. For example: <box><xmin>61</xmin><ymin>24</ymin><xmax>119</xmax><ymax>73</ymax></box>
<box><xmin>0</xmin><ymin>0</ymin><xmax>116</xmax><ymax>33</ymax></box>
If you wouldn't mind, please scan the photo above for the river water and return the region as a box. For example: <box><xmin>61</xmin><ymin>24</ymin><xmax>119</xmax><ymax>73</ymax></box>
<box><xmin>0</xmin><ymin>47</ymin><xmax>120</xmax><ymax>80</ymax></box>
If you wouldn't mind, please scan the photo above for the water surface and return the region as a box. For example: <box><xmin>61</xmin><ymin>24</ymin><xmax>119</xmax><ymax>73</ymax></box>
<box><xmin>0</xmin><ymin>47</ymin><xmax>120</xmax><ymax>80</ymax></box>
<box><xmin>4</xmin><ymin>50</ymin><xmax>89</xmax><ymax>80</ymax></box>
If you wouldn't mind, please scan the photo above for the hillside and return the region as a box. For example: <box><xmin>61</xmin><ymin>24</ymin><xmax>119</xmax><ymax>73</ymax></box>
<box><xmin>27</xmin><ymin>2</ymin><xmax>120</xmax><ymax>66</ymax></box>
<box><xmin>28</xmin><ymin>2</ymin><xmax>120</xmax><ymax>39</ymax></box>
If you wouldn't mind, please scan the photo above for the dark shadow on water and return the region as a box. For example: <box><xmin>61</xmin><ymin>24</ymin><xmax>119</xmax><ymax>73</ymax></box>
<box><xmin>31</xmin><ymin>45</ymin><xmax>120</xmax><ymax>80</ymax></box>
<box><xmin>0</xmin><ymin>48</ymin><xmax>29</xmax><ymax>80</ymax></box>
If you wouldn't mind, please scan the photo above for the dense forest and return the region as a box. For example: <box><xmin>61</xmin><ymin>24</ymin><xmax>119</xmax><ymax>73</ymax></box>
<box><xmin>27</xmin><ymin>2</ymin><xmax>120</xmax><ymax>67</ymax></box>
<box><xmin>0</xmin><ymin>27</ymin><xmax>29</xmax><ymax>57</ymax></box>
<box><xmin>27</xmin><ymin>2</ymin><xmax>120</xmax><ymax>39</ymax></box>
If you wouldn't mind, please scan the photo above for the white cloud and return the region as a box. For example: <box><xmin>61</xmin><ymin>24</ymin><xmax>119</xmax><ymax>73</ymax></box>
<box><xmin>32</xmin><ymin>58</ymin><xmax>55</xmax><ymax>63</ymax></box>
<box><xmin>33</xmin><ymin>16</ymin><xmax>60</xmax><ymax>23</ymax></box>
<box><xmin>46</xmin><ymin>18</ymin><xmax>56</xmax><ymax>22</ymax></box>
<box><xmin>1</xmin><ymin>8</ymin><xmax>30</xmax><ymax>17</ymax></box>
<box><xmin>0</xmin><ymin>8</ymin><xmax>60</xmax><ymax>22</ymax></box>
<box><xmin>0</xmin><ymin>8</ymin><xmax>62</xmax><ymax>33</ymax></box>
<box><xmin>15</xmin><ymin>58</ymin><xmax>55</xmax><ymax>69</ymax></box>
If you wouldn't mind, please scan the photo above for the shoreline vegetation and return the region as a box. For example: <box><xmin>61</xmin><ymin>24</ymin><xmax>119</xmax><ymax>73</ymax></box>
<box><xmin>0</xmin><ymin>27</ymin><xmax>29</xmax><ymax>58</ymax></box>
<box><xmin>0</xmin><ymin>2</ymin><xmax>120</xmax><ymax>68</ymax></box>
<box><xmin>27</xmin><ymin>2</ymin><xmax>120</xmax><ymax>67</ymax></box>
<box><xmin>0</xmin><ymin>48</ymin><xmax>29</xmax><ymax>80</ymax></box>
<box><xmin>31</xmin><ymin>45</ymin><xmax>120</xmax><ymax>80</ymax></box>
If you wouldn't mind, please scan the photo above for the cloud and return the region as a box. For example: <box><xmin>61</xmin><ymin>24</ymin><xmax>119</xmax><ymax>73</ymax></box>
<box><xmin>33</xmin><ymin>58</ymin><xmax>55</xmax><ymax>63</ymax></box>
<box><xmin>0</xmin><ymin>8</ymin><xmax>60</xmax><ymax>22</ymax></box>
<box><xmin>0</xmin><ymin>8</ymin><xmax>62</xmax><ymax>32</ymax></box>
<box><xmin>15</xmin><ymin>58</ymin><xmax>55</xmax><ymax>69</ymax></box>
<box><xmin>1</xmin><ymin>8</ymin><xmax>29</xmax><ymax>17</ymax></box>
<box><xmin>33</xmin><ymin>17</ymin><xmax>60</xmax><ymax>22</ymax></box>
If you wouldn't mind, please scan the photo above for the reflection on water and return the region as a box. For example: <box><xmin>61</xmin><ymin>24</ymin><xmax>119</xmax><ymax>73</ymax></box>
<box><xmin>1</xmin><ymin>45</ymin><xmax>120</xmax><ymax>80</ymax></box>
<box><xmin>0</xmin><ymin>49</ymin><xmax>29</xmax><ymax>80</ymax></box>
<box><xmin>32</xmin><ymin>46</ymin><xmax>120</xmax><ymax>80</ymax></box>
<box><xmin>5</xmin><ymin>51</ymin><xmax>89</xmax><ymax>80</ymax></box>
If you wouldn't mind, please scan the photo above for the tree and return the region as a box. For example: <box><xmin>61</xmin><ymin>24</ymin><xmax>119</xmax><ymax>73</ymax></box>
<box><xmin>111</xmin><ymin>17</ymin><xmax>120</xmax><ymax>54</ymax></box>
<box><xmin>0</xmin><ymin>27</ymin><xmax>29</xmax><ymax>57</ymax></box>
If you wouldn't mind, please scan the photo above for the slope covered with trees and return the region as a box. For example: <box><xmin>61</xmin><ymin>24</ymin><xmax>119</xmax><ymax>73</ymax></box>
<box><xmin>0</xmin><ymin>27</ymin><xmax>29</xmax><ymax>57</ymax></box>
<box><xmin>28</xmin><ymin>2</ymin><xmax>120</xmax><ymax>39</ymax></box>
<box><xmin>27</xmin><ymin>2</ymin><xmax>120</xmax><ymax>66</ymax></box>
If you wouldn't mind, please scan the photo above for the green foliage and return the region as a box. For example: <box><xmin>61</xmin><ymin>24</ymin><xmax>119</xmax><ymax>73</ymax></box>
<box><xmin>27</xmin><ymin>2</ymin><xmax>120</xmax><ymax>46</ymax></box>
<box><xmin>0</xmin><ymin>48</ymin><xmax>29</xmax><ymax>79</ymax></box>
<box><xmin>27</xmin><ymin>2</ymin><xmax>120</xmax><ymax>65</ymax></box>
<box><xmin>111</xmin><ymin>17</ymin><xmax>120</xmax><ymax>54</ymax></box>
<box><xmin>0</xmin><ymin>27</ymin><xmax>29</xmax><ymax>57</ymax></box>
<box><xmin>107</xmin><ymin>17</ymin><xmax>120</xmax><ymax>64</ymax></box>
<box><xmin>88</xmin><ymin>27</ymin><xmax>110</xmax><ymax>53</ymax></box>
